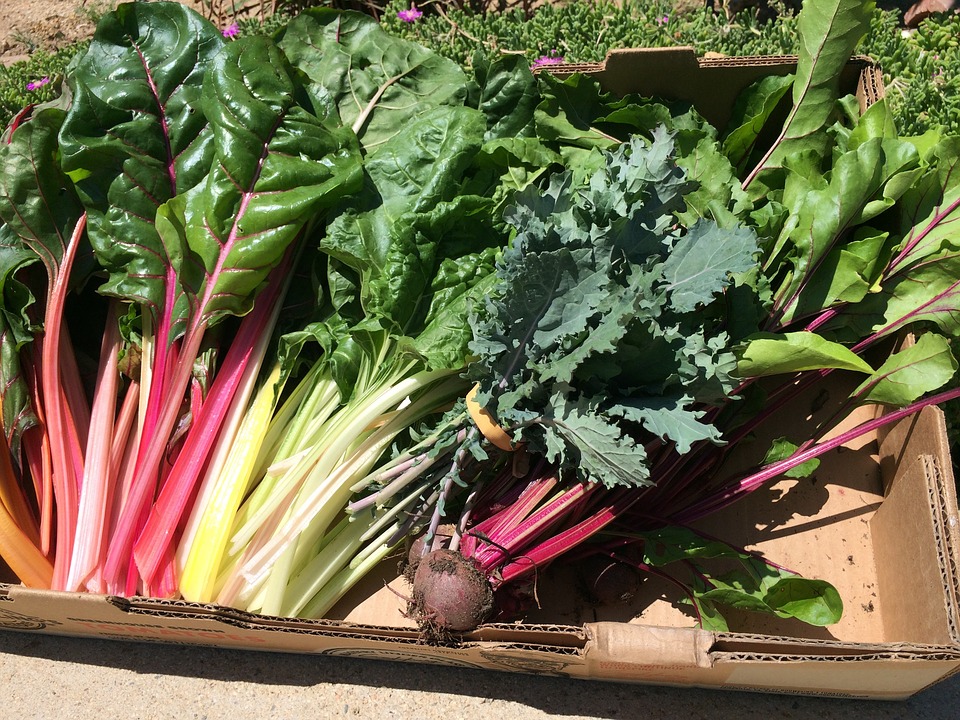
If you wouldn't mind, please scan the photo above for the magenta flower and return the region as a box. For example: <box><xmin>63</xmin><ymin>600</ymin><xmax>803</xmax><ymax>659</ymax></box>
<box><xmin>530</xmin><ymin>53</ymin><xmax>565</xmax><ymax>71</ymax></box>
<box><xmin>397</xmin><ymin>5</ymin><xmax>423</xmax><ymax>22</ymax></box>
<box><xmin>656</xmin><ymin>14</ymin><xmax>669</xmax><ymax>26</ymax></box>
<box><xmin>26</xmin><ymin>77</ymin><xmax>50</xmax><ymax>92</ymax></box>
<box><xmin>222</xmin><ymin>23</ymin><xmax>239</xmax><ymax>38</ymax></box>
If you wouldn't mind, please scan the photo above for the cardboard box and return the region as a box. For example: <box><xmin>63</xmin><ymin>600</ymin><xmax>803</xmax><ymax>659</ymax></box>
<box><xmin>2</xmin><ymin>49</ymin><xmax>958</xmax><ymax>701</ymax></box>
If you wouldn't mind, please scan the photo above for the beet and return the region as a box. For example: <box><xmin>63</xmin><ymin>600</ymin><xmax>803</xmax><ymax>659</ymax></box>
<box><xmin>410</xmin><ymin>549</ymin><xmax>494</xmax><ymax>635</ymax></box>
<box><xmin>403</xmin><ymin>524</ymin><xmax>456</xmax><ymax>583</ymax></box>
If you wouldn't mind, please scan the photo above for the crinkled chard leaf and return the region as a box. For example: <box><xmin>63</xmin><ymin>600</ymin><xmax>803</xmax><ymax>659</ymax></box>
<box><xmin>180</xmin><ymin>35</ymin><xmax>363</xmax><ymax>328</ymax></box>
<box><xmin>277</xmin><ymin>9</ymin><xmax>467</xmax><ymax>154</ymax></box>
<box><xmin>0</xmin><ymin>104</ymin><xmax>84</xmax><ymax>275</ymax></box>
<box><xmin>322</xmin><ymin>105</ymin><xmax>491</xmax><ymax>341</ymax></box>
<box><xmin>58</xmin><ymin>1</ymin><xmax>223</xmax><ymax>315</ymax></box>
<box><xmin>470</xmin><ymin>52</ymin><xmax>539</xmax><ymax>141</ymax></box>
<box><xmin>0</xmin><ymin>104</ymin><xmax>86</xmax><ymax>459</ymax></box>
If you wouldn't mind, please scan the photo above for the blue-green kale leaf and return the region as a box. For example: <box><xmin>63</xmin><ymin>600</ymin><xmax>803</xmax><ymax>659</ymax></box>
<box><xmin>467</xmin><ymin>128</ymin><xmax>760</xmax><ymax>488</ymax></box>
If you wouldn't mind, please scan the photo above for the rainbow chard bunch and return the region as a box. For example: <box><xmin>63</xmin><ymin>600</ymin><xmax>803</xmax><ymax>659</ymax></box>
<box><xmin>0</xmin><ymin>3</ymin><xmax>364</xmax><ymax>595</ymax></box>
<box><xmin>0</xmin><ymin>3</ymin><xmax>560</xmax><ymax>607</ymax></box>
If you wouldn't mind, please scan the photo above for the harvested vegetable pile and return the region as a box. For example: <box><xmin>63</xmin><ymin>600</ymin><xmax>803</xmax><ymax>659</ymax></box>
<box><xmin>1</xmin><ymin>0</ymin><xmax>960</xmax><ymax>637</ymax></box>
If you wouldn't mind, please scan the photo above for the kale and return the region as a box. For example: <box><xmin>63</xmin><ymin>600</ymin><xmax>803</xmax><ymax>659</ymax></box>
<box><xmin>467</xmin><ymin>129</ymin><xmax>759</xmax><ymax>488</ymax></box>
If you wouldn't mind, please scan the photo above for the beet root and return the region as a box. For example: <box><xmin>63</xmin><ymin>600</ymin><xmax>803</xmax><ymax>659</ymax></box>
<box><xmin>403</xmin><ymin>524</ymin><xmax>456</xmax><ymax>583</ymax></box>
<box><xmin>410</xmin><ymin>549</ymin><xmax>494</xmax><ymax>636</ymax></box>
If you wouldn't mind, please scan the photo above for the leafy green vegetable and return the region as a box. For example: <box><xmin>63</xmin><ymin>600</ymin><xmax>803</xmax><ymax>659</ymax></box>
<box><xmin>743</xmin><ymin>0</ymin><xmax>876</xmax><ymax>187</ymax></box>
<box><xmin>634</xmin><ymin>525</ymin><xmax>843</xmax><ymax>631</ymax></box>
<box><xmin>465</xmin><ymin>130</ymin><xmax>757</xmax><ymax>488</ymax></box>
<box><xmin>277</xmin><ymin>9</ymin><xmax>468</xmax><ymax>153</ymax></box>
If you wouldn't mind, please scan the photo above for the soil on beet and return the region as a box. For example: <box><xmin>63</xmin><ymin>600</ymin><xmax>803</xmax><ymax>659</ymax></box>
<box><xmin>409</xmin><ymin>549</ymin><xmax>494</xmax><ymax>643</ymax></box>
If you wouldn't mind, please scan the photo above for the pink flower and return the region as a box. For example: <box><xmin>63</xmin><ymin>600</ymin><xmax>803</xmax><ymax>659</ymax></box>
<box><xmin>26</xmin><ymin>77</ymin><xmax>50</xmax><ymax>91</ymax></box>
<box><xmin>656</xmin><ymin>14</ymin><xmax>669</xmax><ymax>26</ymax></box>
<box><xmin>397</xmin><ymin>5</ymin><xmax>423</xmax><ymax>22</ymax></box>
<box><xmin>222</xmin><ymin>23</ymin><xmax>239</xmax><ymax>38</ymax></box>
<box><xmin>531</xmin><ymin>53</ymin><xmax>565</xmax><ymax>71</ymax></box>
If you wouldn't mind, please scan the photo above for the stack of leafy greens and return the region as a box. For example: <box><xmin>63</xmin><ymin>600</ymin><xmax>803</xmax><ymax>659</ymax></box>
<box><xmin>1</xmin><ymin>0</ymin><xmax>960</xmax><ymax>635</ymax></box>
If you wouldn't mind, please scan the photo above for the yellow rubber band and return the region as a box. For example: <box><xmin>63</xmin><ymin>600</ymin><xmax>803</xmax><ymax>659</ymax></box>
<box><xmin>465</xmin><ymin>384</ymin><xmax>518</xmax><ymax>452</ymax></box>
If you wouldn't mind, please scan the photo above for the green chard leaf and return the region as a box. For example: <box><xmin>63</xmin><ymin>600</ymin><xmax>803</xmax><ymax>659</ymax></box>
<box><xmin>534</xmin><ymin>72</ymin><xmax>622</xmax><ymax>153</ymax></box>
<box><xmin>322</xmin><ymin>105</ymin><xmax>491</xmax><ymax>340</ymax></box>
<box><xmin>180</xmin><ymin>35</ymin><xmax>363</xmax><ymax>329</ymax></box>
<box><xmin>0</xmin><ymin>103</ymin><xmax>85</xmax><ymax>274</ymax></box>
<box><xmin>675</xmin><ymin>133</ymin><xmax>755</xmax><ymax>230</ymax></box>
<box><xmin>471</xmin><ymin>52</ymin><xmax>539</xmax><ymax>141</ymax></box>
<box><xmin>889</xmin><ymin>136</ymin><xmax>960</xmax><ymax>269</ymax></box>
<box><xmin>277</xmin><ymin>8</ymin><xmax>468</xmax><ymax>154</ymax></box>
<box><xmin>58</xmin><ymin>1</ymin><xmax>223</xmax><ymax>315</ymax></box>
<box><xmin>0</xmin><ymin>225</ymin><xmax>41</xmax><ymax>461</ymax></box>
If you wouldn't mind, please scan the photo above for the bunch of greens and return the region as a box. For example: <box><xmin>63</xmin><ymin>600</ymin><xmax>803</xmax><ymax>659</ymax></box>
<box><xmin>0</xmin><ymin>2</ymin><xmax>545</xmax><ymax>603</ymax></box>
<box><xmin>3</xmin><ymin>0</ymin><xmax>960</xmax><ymax>640</ymax></box>
<box><xmin>345</xmin><ymin>0</ymin><xmax>960</xmax><ymax>635</ymax></box>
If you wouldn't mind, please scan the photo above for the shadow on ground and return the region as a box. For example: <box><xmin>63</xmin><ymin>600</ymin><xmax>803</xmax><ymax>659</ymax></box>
<box><xmin>1</xmin><ymin>628</ymin><xmax>957</xmax><ymax>719</ymax></box>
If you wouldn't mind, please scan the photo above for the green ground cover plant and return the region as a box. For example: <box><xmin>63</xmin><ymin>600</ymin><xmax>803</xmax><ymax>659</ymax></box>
<box><xmin>380</xmin><ymin>0</ymin><xmax>960</xmax><ymax>136</ymax></box>
<box><xmin>4</xmin><ymin>2</ymin><xmax>959</xmax><ymax>136</ymax></box>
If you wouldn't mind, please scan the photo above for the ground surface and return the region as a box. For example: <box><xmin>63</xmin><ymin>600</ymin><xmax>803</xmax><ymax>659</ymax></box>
<box><xmin>0</xmin><ymin>0</ymin><xmax>207</xmax><ymax>66</ymax></box>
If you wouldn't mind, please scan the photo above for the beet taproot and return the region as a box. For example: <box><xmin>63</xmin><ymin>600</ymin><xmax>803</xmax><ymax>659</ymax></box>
<box><xmin>410</xmin><ymin>548</ymin><xmax>494</xmax><ymax>634</ymax></box>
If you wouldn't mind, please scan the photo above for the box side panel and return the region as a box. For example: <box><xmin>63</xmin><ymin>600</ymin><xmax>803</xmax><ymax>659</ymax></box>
<box><xmin>0</xmin><ymin>587</ymin><xmax>592</xmax><ymax>678</ymax></box>
<box><xmin>582</xmin><ymin>621</ymin><xmax>960</xmax><ymax>698</ymax></box>
<box><xmin>716</xmin><ymin>656</ymin><xmax>959</xmax><ymax>700</ymax></box>
<box><xmin>872</xmin><ymin>407</ymin><xmax>960</xmax><ymax>645</ymax></box>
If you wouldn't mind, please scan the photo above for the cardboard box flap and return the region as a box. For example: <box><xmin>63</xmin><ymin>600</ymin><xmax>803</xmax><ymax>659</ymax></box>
<box><xmin>543</xmin><ymin>47</ymin><xmax>882</xmax><ymax>132</ymax></box>
<box><xmin>712</xmin><ymin>632</ymin><xmax>960</xmax><ymax>658</ymax></box>
<box><xmin>585</xmin><ymin>622</ymin><xmax>715</xmax><ymax>667</ymax></box>
<box><xmin>872</xmin><ymin>409</ymin><xmax>960</xmax><ymax>646</ymax></box>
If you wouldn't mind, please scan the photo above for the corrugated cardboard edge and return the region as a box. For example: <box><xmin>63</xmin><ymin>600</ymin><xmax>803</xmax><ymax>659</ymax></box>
<box><xmin>578</xmin><ymin>406</ymin><xmax>960</xmax><ymax>699</ymax></box>
<box><xmin>874</xmin><ymin>408</ymin><xmax>960</xmax><ymax>647</ymax></box>
<box><xmin>541</xmin><ymin>47</ymin><xmax>884</xmax><ymax>129</ymax></box>
<box><xmin>0</xmin><ymin>584</ymin><xmax>592</xmax><ymax>676</ymax></box>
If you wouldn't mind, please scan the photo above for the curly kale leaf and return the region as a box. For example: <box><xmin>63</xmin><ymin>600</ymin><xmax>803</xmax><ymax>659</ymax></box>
<box><xmin>468</xmin><ymin>128</ymin><xmax>759</xmax><ymax>488</ymax></box>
